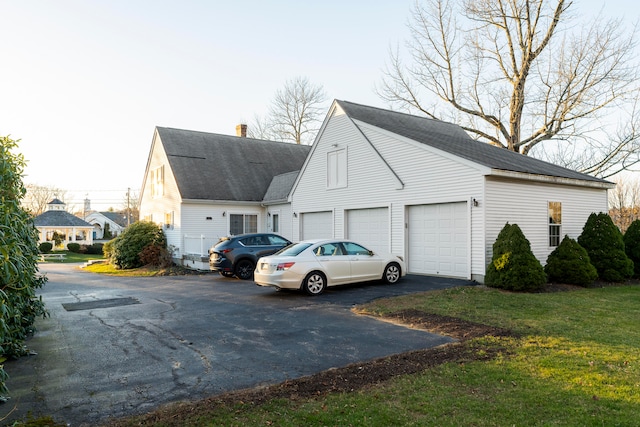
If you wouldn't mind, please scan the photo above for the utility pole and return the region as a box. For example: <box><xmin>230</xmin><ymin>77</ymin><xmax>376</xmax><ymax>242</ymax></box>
<box><xmin>127</xmin><ymin>188</ymin><xmax>131</xmax><ymax>226</ymax></box>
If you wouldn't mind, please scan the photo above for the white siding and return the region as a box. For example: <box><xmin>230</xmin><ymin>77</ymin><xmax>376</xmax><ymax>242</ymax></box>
<box><xmin>266</xmin><ymin>203</ymin><xmax>294</xmax><ymax>241</ymax></box>
<box><xmin>292</xmin><ymin>106</ymin><xmax>485</xmax><ymax>274</ymax></box>
<box><xmin>139</xmin><ymin>133</ymin><xmax>183</xmax><ymax>254</ymax></box>
<box><xmin>484</xmin><ymin>176</ymin><xmax>608</xmax><ymax>268</ymax></box>
<box><xmin>181</xmin><ymin>203</ymin><xmax>266</xmax><ymax>255</ymax></box>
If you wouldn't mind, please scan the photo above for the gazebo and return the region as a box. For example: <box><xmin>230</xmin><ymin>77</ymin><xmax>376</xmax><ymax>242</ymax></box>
<box><xmin>33</xmin><ymin>198</ymin><xmax>94</xmax><ymax>250</ymax></box>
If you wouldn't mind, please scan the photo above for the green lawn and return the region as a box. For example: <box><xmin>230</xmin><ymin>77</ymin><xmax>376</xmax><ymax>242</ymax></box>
<box><xmin>82</xmin><ymin>262</ymin><xmax>167</xmax><ymax>276</ymax></box>
<box><xmin>105</xmin><ymin>284</ymin><xmax>640</xmax><ymax>426</ymax></box>
<box><xmin>38</xmin><ymin>251</ymin><xmax>105</xmax><ymax>263</ymax></box>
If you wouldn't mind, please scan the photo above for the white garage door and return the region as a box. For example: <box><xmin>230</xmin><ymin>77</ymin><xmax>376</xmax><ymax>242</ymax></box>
<box><xmin>347</xmin><ymin>207</ymin><xmax>389</xmax><ymax>253</ymax></box>
<box><xmin>408</xmin><ymin>202</ymin><xmax>468</xmax><ymax>278</ymax></box>
<box><xmin>301</xmin><ymin>211</ymin><xmax>332</xmax><ymax>240</ymax></box>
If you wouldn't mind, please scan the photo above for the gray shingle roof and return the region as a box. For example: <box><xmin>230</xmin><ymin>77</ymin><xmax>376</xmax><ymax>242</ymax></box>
<box><xmin>337</xmin><ymin>100</ymin><xmax>610</xmax><ymax>184</ymax></box>
<box><xmin>33</xmin><ymin>210</ymin><xmax>93</xmax><ymax>227</ymax></box>
<box><xmin>100</xmin><ymin>212</ymin><xmax>130</xmax><ymax>227</ymax></box>
<box><xmin>156</xmin><ymin>127</ymin><xmax>311</xmax><ymax>201</ymax></box>
<box><xmin>263</xmin><ymin>170</ymin><xmax>300</xmax><ymax>202</ymax></box>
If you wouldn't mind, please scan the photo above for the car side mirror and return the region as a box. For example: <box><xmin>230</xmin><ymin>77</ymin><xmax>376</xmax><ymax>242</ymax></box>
<box><xmin>368</xmin><ymin>250</ymin><xmax>374</xmax><ymax>256</ymax></box>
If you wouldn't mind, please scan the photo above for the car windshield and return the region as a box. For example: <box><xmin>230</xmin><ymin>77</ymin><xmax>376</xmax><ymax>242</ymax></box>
<box><xmin>275</xmin><ymin>242</ymin><xmax>312</xmax><ymax>256</ymax></box>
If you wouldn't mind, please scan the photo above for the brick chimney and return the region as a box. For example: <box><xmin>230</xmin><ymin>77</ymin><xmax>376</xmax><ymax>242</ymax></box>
<box><xmin>236</xmin><ymin>124</ymin><xmax>247</xmax><ymax>138</ymax></box>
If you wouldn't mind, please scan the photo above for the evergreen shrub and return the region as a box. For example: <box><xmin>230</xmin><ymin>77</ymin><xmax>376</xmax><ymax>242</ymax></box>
<box><xmin>39</xmin><ymin>242</ymin><xmax>53</xmax><ymax>253</ymax></box>
<box><xmin>66</xmin><ymin>243</ymin><xmax>81</xmax><ymax>253</ymax></box>
<box><xmin>578</xmin><ymin>212</ymin><xmax>633</xmax><ymax>282</ymax></box>
<box><xmin>623</xmin><ymin>219</ymin><xmax>640</xmax><ymax>277</ymax></box>
<box><xmin>1</xmin><ymin>135</ymin><xmax>48</xmax><ymax>397</ymax></box>
<box><xmin>81</xmin><ymin>243</ymin><xmax>104</xmax><ymax>255</ymax></box>
<box><xmin>485</xmin><ymin>223</ymin><xmax>546</xmax><ymax>291</ymax></box>
<box><xmin>545</xmin><ymin>235</ymin><xmax>597</xmax><ymax>286</ymax></box>
<box><xmin>107</xmin><ymin>221</ymin><xmax>166</xmax><ymax>269</ymax></box>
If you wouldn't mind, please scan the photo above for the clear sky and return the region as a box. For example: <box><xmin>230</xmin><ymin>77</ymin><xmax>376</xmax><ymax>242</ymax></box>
<box><xmin>1</xmin><ymin>0</ymin><xmax>637</xmax><ymax>211</ymax></box>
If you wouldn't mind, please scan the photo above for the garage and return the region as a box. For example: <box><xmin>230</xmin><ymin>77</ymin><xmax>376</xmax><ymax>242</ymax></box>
<box><xmin>346</xmin><ymin>207</ymin><xmax>389</xmax><ymax>253</ymax></box>
<box><xmin>301</xmin><ymin>211</ymin><xmax>332</xmax><ymax>239</ymax></box>
<box><xmin>408</xmin><ymin>202</ymin><xmax>468</xmax><ymax>278</ymax></box>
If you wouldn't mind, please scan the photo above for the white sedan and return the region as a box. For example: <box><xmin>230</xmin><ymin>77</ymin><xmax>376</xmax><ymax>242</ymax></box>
<box><xmin>254</xmin><ymin>239</ymin><xmax>406</xmax><ymax>295</ymax></box>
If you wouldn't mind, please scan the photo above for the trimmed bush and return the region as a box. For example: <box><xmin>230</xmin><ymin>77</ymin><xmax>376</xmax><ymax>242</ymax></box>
<box><xmin>67</xmin><ymin>242</ymin><xmax>81</xmax><ymax>253</ymax></box>
<box><xmin>107</xmin><ymin>221</ymin><xmax>167</xmax><ymax>269</ymax></box>
<box><xmin>39</xmin><ymin>242</ymin><xmax>53</xmax><ymax>253</ymax></box>
<box><xmin>545</xmin><ymin>235</ymin><xmax>597</xmax><ymax>286</ymax></box>
<box><xmin>81</xmin><ymin>243</ymin><xmax>104</xmax><ymax>255</ymax></box>
<box><xmin>578</xmin><ymin>212</ymin><xmax>633</xmax><ymax>282</ymax></box>
<box><xmin>485</xmin><ymin>223</ymin><xmax>546</xmax><ymax>292</ymax></box>
<box><xmin>623</xmin><ymin>219</ymin><xmax>640</xmax><ymax>278</ymax></box>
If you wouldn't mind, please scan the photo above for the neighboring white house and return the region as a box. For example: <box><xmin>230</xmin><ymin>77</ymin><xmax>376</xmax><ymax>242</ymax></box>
<box><xmin>85</xmin><ymin>211</ymin><xmax>131</xmax><ymax>239</ymax></box>
<box><xmin>33</xmin><ymin>198</ymin><xmax>94</xmax><ymax>249</ymax></box>
<box><xmin>139</xmin><ymin>100</ymin><xmax>614</xmax><ymax>281</ymax></box>
<box><xmin>138</xmin><ymin>126</ymin><xmax>311</xmax><ymax>269</ymax></box>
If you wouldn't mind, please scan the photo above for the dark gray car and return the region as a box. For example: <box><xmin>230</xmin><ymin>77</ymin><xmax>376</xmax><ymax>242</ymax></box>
<box><xmin>209</xmin><ymin>233</ymin><xmax>292</xmax><ymax>279</ymax></box>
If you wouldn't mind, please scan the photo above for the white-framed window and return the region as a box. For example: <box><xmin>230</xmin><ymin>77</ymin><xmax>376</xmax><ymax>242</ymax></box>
<box><xmin>272</xmin><ymin>213</ymin><xmax>279</xmax><ymax>233</ymax></box>
<box><xmin>164</xmin><ymin>211</ymin><xmax>174</xmax><ymax>229</ymax></box>
<box><xmin>150</xmin><ymin>165</ymin><xmax>164</xmax><ymax>197</ymax></box>
<box><xmin>230</xmin><ymin>214</ymin><xmax>258</xmax><ymax>235</ymax></box>
<box><xmin>327</xmin><ymin>149</ymin><xmax>347</xmax><ymax>189</ymax></box>
<box><xmin>549</xmin><ymin>201</ymin><xmax>562</xmax><ymax>247</ymax></box>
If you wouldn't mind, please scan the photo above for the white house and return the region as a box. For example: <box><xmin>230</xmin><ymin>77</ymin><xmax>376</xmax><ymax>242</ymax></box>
<box><xmin>85</xmin><ymin>211</ymin><xmax>131</xmax><ymax>239</ymax></box>
<box><xmin>33</xmin><ymin>198</ymin><xmax>94</xmax><ymax>249</ymax></box>
<box><xmin>139</xmin><ymin>100</ymin><xmax>613</xmax><ymax>281</ymax></box>
<box><xmin>138</xmin><ymin>126</ymin><xmax>311</xmax><ymax>269</ymax></box>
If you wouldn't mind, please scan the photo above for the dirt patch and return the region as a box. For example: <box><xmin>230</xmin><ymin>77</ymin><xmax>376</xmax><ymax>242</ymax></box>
<box><xmin>102</xmin><ymin>311</ymin><xmax>513</xmax><ymax>427</ymax></box>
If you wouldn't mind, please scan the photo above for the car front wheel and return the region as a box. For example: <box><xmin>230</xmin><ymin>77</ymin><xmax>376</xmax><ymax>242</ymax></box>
<box><xmin>383</xmin><ymin>263</ymin><xmax>401</xmax><ymax>284</ymax></box>
<box><xmin>303</xmin><ymin>271</ymin><xmax>327</xmax><ymax>296</ymax></box>
<box><xmin>234</xmin><ymin>259</ymin><xmax>255</xmax><ymax>280</ymax></box>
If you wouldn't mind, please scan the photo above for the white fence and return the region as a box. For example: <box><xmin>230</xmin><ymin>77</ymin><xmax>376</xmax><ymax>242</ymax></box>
<box><xmin>183</xmin><ymin>234</ymin><xmax>219</xmax><ymax>256</ymax></box>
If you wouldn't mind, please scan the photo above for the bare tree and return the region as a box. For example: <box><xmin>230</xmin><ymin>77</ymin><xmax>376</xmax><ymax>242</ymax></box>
<box><xmin>609</xmin><ymin>176</ymin><xmax>640</xmax><ymax>232</ymax></box>
<box><xmin>23</xmin><ymin>184</ymin><xmax>68</xmax><ymax>216</ymax></box>
<box><xmin>246</xmin><ymin>113</ymin><xmax>279</xmax><ymax>141</ymax></box>
<box><xmin>379</xmin><ymin>0</ymin><xmax>640</xmax><ymax>177</ymax></box>
<box><xmin>250</xmin><ymin>77</ymin><xmax>327</xmax><ymax>145</ymax></box>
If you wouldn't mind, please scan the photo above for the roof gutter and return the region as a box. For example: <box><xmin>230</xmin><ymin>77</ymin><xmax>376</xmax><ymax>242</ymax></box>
<box><xmin>489</xmin><ymin>169</ymin><xmax>615</xmax><ymax>189</ymax></box>
<box><xmin>181</xmin><ymin>199</ymin><xmax>264</xmax><ymax>206</ymax></box>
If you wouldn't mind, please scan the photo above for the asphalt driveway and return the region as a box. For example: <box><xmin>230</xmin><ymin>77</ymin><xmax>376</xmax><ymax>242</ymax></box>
<box><xmin>1</xmin><ymin>263</ymin><xmax>473</xmax><ymax>426</ymax></box>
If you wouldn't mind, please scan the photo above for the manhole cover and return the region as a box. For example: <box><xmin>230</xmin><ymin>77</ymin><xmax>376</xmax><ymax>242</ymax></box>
<box><xmin>62</xmin><ymin>297</ymin><xmax>140</xmax><ymax>311</ymax></box>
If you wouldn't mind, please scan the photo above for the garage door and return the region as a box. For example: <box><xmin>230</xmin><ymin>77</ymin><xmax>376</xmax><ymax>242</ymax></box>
<box><xmin>301</xmin><ymin>211</ymin><xmax>332</xmax><ymax>240</ymax></box>
<box><xmin>347</xmin><ymin>207</ymin><xmax>389</xmax><ymax>253</ymax></box>
<box><xmin>408</xmin><ymin>202</ymin><xmax>468</xmax><ymax>278</ymax></box>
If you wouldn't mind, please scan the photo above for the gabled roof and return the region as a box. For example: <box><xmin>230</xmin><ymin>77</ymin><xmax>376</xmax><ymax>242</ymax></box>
<box><xmin>99</xmin><ymin>211</ymin><xmax>130</xmax><ymax>227</ymax></box>
<box><xmin>336</xmin><ymin>100</ymin><xmax>611</xmax><ymax>185</ymax></box>
<box><xmin>33</xmin><ymin>210</ymin><xmax>93</xmax><ymax>228</ymax></box>
<box><xmin>155</xmin><ymin>127</ymin><xmax>312</xmax><ymax>201</ymax></box>
<box><xmin>263</xmin><ymin>170</ymin><xmax>300</xmax><ymax>203</ymax></box>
